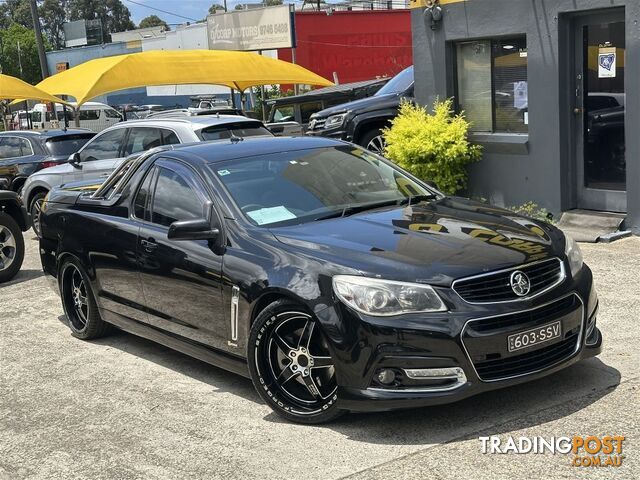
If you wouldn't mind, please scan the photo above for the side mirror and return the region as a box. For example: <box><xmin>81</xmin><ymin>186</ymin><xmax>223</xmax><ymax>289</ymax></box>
<box><xmin>168</xmin><ymin>218</ymin><xmax>219</xmax><ymax>241</ymax></box>
<box><xmin>68</xmin><ymin>152</ymin><xmax>82</xmax><ymax>169</ymax></box>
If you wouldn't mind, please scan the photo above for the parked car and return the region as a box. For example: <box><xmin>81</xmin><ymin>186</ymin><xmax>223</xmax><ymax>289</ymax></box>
<box><xmin>0</xmin><ymin>130</ymin><xmax>95</xmax><ymax>194</ymax></box>
<box><xmin>40</xmin><ymin>136</ymin><xmax>601</xmax><ymax>424</ymax></box>
<box><xmin>147</xmin><ymin>107</ymin><xmax>247</xmax><ymax>119</ymax></box>
<box><xmin>266</xmin><ymin>78</ymin><xmax>389</xmax><ymax>131</ymax></box>
<box><xmin>22</xmin><ymin>116</ymin><xmax>274</xmax><ymax>236</ymax></box>
<box><xmin>0</xmin><ymin>190</ymin><xmax>29</xmax><ymax>283</ymax></box>
<box><xmin>307</xmin><ymin>65</ymin><xmax>414</xmax><ymax>153</ymax></box>
<box><xmin>28</xmin><ymin>102</ymin><xmax>123</xmax><ymax>132</ymax></box>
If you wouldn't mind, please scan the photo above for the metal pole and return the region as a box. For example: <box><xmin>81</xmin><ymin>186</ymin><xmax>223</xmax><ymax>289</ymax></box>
<box><xmin>29</xmin><ymin>0</ymin><xmax>50</xmax><ymax>79</ymax></box>
<box><xmin>291</xmin><ymin>47</ymin><xmax>299</xmax><ymax>95</ymax></box>
<box><xmin>258</xmin><ymin>49</ymin><xmax>267</xmax><ymax>121</ymax></box>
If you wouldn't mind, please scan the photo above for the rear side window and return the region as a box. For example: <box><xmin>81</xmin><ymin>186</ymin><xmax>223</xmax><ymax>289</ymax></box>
<box><xmin>151</xmin><ymin>167</ymin><xmax>204</xmax><ymax>227</ymax></box>
<box><xmin>45</xmin><ymin>134</ymin><xmax>94</xmax><ymax>156</ymax></box>
<box><xmin>160</xmin><ymin>129</ymin><xmax>180</xmax><ymax>145</ymax></box>
<box><xmin>79</xmin><ymin>128</ymin><xmax>127</xmax><ymax>162</ymax></box>
<box><xmin>123</xmin><ymin>128</ymin><xmax>164</xmax><ymax>156</ymax></box>
<box><xmin>0</xmin><ymin>137</ymin><xmax>33</xmax><ymax>158</ymax></box>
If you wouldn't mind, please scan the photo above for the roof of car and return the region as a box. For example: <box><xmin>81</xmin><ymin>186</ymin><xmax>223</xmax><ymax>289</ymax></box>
<box><xmin>170</xmin><ymin>136</ymin><xmax>346</xmax><ymax>165</ymax></box>
<box><xmin>111</xmin><ymin>115</ymin><xmax>263</xmax><ymax>131</ymax></box>
<box><xmin>0</xmin><ymin>129</ymin><xmax>94</xmax><ymax>138</ymax></box>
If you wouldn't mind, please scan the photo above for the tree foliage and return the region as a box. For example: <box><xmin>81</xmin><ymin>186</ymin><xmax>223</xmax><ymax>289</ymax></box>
<box><xmin>0</xmin><ymin>23</ymin><xmax>50</xmax><ymax>84</ymax></box>
<box><xmin>0</xmin><ymin>0</ymin><xmax>136</xmax><ymax>50</ymax></box>
<box><xmin>208</xmin><ymin>4</ymin><xmax>225</xmax><ymax>14</ymax></box>
<box><xmin>383</xmin><ymin>100</ymin><xmax>482</xmax><ymax>195</ymax></box>
<box><xmin>138</xmin><ymin>14</ymin><xmax>169</xmax><ymax>31</ymax></box>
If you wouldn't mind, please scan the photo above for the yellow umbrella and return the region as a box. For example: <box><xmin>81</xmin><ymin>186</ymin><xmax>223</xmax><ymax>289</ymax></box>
<box><xmin>32</xmin><ymin>50</ymin><xmax>333</xmax><ymax>106</ymax></box>
<box><xmin>0</xmin><ymin>73</ymin><xmax>68</xmax><ymax>104</ymax></box>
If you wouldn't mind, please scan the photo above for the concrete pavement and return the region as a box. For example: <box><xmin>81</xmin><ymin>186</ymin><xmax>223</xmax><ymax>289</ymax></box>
<box><xmin>1</xmin><ymin>234</ymin><xmax>638</xmax><ymax>479</ymax></box>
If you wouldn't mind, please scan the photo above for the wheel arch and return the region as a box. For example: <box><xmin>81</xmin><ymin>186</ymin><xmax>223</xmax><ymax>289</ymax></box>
<box><xmin>352</xmin><ymin>115</ymin><xmax>395</xmax><ymax>145</ymax></box>
<box><xmin>249</xmin><ymin>288</ymin><xmax>314</xmax><ymax>326</ymax></box>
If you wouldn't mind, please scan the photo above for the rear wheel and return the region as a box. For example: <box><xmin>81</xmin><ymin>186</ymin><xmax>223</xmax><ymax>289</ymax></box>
<box><xmin>29</xmin><ymin>191</ymin><xmax>47</xmax><ymax>238</ymax></box>
<box><xmin>0</xmin><ymin>212</ymin><xmax>24</xmax><ymax>283</ymax></box>
<box><xmin>248</xmin><ymin>300</ymin><xmax>344</xmax><ymax>424</ymax></box>
<box><xmin>59</xmin><ymin>258</ymin><xmax>111</xmax><ymax>340</ymax></box>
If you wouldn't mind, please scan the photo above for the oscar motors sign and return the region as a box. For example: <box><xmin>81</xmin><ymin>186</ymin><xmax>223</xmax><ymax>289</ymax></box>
<box><xmin>207</xmin><ymin>5</ymin><xmax>294</xmax><ymax>51</ymax></box>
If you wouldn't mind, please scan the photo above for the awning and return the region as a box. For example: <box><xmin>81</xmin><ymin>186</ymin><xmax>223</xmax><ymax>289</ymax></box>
<box><xmin>32</xmin><ymin>50</ymin><xmax>334</xmax><ymax>107</ymax></box>
<box><xmin>0</xmin><ymin>74</ymin><xmax>68</xmax><ymax>104</ymax></box>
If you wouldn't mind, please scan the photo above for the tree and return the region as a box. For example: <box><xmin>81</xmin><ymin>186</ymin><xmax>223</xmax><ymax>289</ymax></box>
<box><xmin>0</xmin><ymin>23</ymin><xmax>49</xmax><ymax>83</ymax></box>
<box><xmin>138</xmin><ymin>15</ymin><xmax>169</xmax><ymax>31</ymax></box>
<box><xmin>67</xmin><ymin>0</ymin><xmax>135</xmax><ymax>40</ymax></box>
<box><xmin>234</xmin><ymin>4</ymin><xmax>244</xmax><ymax>10</ymax></box>
<box><xmin>40</xmin><ymin>0</ymin><xmax>67</xmax><ymax>50</ymax></box>
<box><xmin>0</xmin><ymin>0</ymin><xmax>33</xmax><ymax>30</ymax></box>
<box><xmin>208</xmin><ymin>4</ymin><xmax>225</xmax><ymax>14</ymax></box>
<box><xmin>264</xmin><ymin>0</ymin><xmax>283</xmax><ymax>5</ymax></box>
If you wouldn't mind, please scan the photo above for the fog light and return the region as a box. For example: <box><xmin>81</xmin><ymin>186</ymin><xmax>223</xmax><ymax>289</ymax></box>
<box><xmin>376</xmin><ymin>369</ymin><xmax>396</xmax><ymax>385</ymax></box>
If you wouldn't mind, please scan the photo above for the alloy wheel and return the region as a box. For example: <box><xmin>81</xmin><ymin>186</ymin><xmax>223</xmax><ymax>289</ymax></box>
<box><xmin>31</xmin><ymin>198</ymin><xmax>44</xmax><ymax>236</ymax></box>
<box><xmin>256</xmin><ymin>310</ymin><xmax>338</xmax><ymax>415</ymax></box>
<box><xmin>366</xmin><ymin>134</ymin><xmax>386</xmax><ymax>154</ymax></box>
<box><xmin>0</xmin><ymin>225</ymin><xmax>17</xmax><ymax>272</ymax></box>
<box><xmin>62</xmin><ymin>264</ymin><xmax>89</xmax><ymax>331</ymax></box>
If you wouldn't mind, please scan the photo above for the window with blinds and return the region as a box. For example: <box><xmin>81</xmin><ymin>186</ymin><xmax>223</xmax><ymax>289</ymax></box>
<box><xmin>456</xmin><ymin>36</ymin><xmax>528</xmax><ymax>133</ymax></box>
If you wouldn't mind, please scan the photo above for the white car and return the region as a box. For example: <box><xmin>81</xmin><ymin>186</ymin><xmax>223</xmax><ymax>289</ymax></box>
<box><xmin>22</xmin><ymin>115</ymin><xmax>274</xmax><ymax>235</ymax></box>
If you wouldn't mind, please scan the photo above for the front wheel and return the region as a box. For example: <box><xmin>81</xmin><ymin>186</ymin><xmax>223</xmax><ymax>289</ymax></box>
<box><xmin>248</xmin><ymin>300</ymin><xmax>344</xmax><ymax>424</ymax></box>
<box><xmin>0</xmin><ymin>212</ymin><xmax>25</xmax><ymax>283</ymax></box>
<box><xmin>359</xmin><ymin>128</ymin><xmax>386</xmax><ymax>155</ymax></box>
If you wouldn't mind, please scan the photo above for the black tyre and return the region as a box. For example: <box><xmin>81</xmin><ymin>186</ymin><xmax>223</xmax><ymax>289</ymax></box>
<box><xmin>59</xmin><ymin>258</ymin><xmax>111</xmax><ymax>340</ymax></box>
<box><xmin>359</xmin><ymin>128</ymin><xmax>386</xmax><ymax>155</ymax></box>
<box><xmin>30</xmin><ymin>191</ymin><xmax>47</xmax><ymax>238</ymax></box>
<box><xmin>248</xmin><ymin>300</ymin><xmax>344</xmax><ymax>424</ymax></box>
<box><xmin>0</xmin><ymin>212</ymin><xmax>25</xmax><ymax>283</ymax></box>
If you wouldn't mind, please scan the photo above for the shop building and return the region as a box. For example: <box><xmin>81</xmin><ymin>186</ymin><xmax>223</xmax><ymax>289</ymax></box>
<box><xmin>411</xmin><ymin>0</ymin><xmax>639</xmax><ymax>233</ymax></box>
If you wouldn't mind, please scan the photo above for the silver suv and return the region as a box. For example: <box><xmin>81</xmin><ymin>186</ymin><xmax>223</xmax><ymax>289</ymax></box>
<box><xmin>23</xmin><ymin>116</ymin><xmax>273</xmax><ymax>235</ymax></box>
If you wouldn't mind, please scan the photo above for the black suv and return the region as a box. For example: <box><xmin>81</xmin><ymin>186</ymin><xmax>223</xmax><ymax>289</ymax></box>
<box><xmin>0</xmin><ymin>130</ymin><xmax>95</xmax><ymax>194</ymax></box>
<box><xmin>0</xmin><ymin>190</ymin><xmax>29</xmax><ymax>282</ymax></box>
<box><xmin>307</xmin><ymin>66</ymin><xmax>413</xmax><ymax>153</ymax></box>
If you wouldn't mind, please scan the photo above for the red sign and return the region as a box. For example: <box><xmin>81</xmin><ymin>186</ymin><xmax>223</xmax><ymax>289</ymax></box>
<box><xmin>278</xmin><ymin>10</ymin><xmax>412</xmax><ymax>85</ymax></box>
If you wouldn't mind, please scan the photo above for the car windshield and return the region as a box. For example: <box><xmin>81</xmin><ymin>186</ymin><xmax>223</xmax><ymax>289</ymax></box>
<box><xmin>199</xmin><ymin>123</ymin><xmax>273</xmax><ymax>141</ymax></box>
<box><xmin>213</xmin><ymin>145</ymin><xmax>436</xmax><ymax>227</ymax></box>
<box><xmin>375</xmin><ymin>66</ymin><xmax>414</xmax><ymax>96</ymax></box>
<box><xmin>45</xmin><ymin>134</ymin><xmax>95</xmax><ymax>156</ymax></box>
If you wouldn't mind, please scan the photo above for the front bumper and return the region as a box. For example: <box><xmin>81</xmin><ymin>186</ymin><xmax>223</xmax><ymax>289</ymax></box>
<box><xmin>306</xmin><ymin>128</ymin><xmax>351</xmax><ymax>142</ymax></box>
<box><xmin>316</xmin><ymin>265</ymin><xmax>602</xmax><ymax>413</ymax></box>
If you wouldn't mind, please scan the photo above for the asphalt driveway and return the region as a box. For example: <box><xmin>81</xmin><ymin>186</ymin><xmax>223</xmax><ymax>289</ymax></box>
<box><xmin>1</xmin><ymin>234</ymin><xmax>638</xmax><ymax>479</ymax></box>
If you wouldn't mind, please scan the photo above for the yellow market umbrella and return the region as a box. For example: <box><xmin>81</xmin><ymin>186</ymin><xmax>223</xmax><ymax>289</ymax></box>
<box><xmin>32</xmin><ymin>50</ymin><xmax>334</xmax><ymax>106</ymax></box>
<box><xmin>0</xmin><ymin>73</ymin><xmax>68</xmax><ymax>104</ymax></box>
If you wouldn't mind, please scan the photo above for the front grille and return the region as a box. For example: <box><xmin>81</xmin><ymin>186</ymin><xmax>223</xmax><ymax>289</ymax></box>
<box><xmin>453</xmin><ymin>258</ymin><xmax>564</xmax><ymax>303</ymax></box>
<box><xmin>469</xmin><ymin>295</ymin><xmax>578</xmax><ymax>333</ymax></box>
<box><xmin>473</xmin><ymin>332</ymin><xmax>579</xmax><ymax>381</ymax></box>
<box><xmin>309</xmin><ymin>118</ymin><xmax>325</xmax><ymax>131</ymax></box>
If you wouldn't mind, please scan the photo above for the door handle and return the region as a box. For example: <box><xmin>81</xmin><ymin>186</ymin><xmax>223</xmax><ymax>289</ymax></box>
<box><xmin>573</xmin><ymin>107</ymin><xmax>584</xmax><ymax>114</ymax></box>
<box><xmin>140</xmin><ymin>238</ymin><xmax>158</xmax><ymax>252</ymax></box>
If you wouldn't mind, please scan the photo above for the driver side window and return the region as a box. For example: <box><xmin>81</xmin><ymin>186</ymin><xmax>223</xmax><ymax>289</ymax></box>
<box><xmin>79</xmin><ymin>128</ymin><xmax>127</xmax><ymax>162</ymax></box>
<box><xmin>150</xmin><ymin>167</ymin><xmax>206</xmax><ymax>227</ymax></box>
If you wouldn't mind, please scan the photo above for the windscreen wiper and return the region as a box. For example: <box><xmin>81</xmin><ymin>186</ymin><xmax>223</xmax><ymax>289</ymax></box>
<box><xmin>397</xmin><ymin>194</ymin><xmax>439</xmax><ymax>207</ymax></box>
<box><xmin>313</xmin><ymin>199</ymin><xmax>407</xmax><ymax>222</ymax></box>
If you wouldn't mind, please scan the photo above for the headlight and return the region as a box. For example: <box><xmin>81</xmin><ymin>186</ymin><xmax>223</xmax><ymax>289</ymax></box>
<box><xmin>564</xmin><ymin>234</ymin><xmax>583</xmax><ymax>277</ymax></box>
<box><xmin>332</xmin><ymin>275</ymin><xmax>447</xmax><ymax>316</ymax></box>
<box><xmin>324</xmin><ymin>113</ymin><xmax>347</xmax><ymax>129</ymax></box>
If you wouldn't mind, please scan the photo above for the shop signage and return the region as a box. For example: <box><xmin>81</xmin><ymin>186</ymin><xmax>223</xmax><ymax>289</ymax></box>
<box><xmin>206</xmin><ymin>5</ymin><xmax>295</xmax><ymax>51</ymax></box>
<box><xmin>598</xmin><ymin>47</ymin><xmax>616</xmax><ymax>78</ymax></box>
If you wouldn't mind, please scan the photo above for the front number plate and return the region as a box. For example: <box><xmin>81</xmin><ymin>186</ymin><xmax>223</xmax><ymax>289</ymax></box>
<box><xmin>507</xmin><ymin>321</ymin><xmax>562</xmax><ymax>352</ymax></box>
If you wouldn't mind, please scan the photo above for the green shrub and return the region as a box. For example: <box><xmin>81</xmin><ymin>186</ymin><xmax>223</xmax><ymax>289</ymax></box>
<box><xmin>382</xmin><ymin>99</ymin><xmax>482</xmax><ymax>195</ymax></box>
<box><xmin>508</xmin><ymin>201</ymin><xmax>555</xmax><ymax>223</ymax></box>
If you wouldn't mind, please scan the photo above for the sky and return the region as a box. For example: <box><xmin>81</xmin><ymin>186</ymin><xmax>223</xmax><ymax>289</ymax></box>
<box><xmin>123</xmin><ymin>0</ymin><xmax>312</xmax><ymax>25</ymax></box>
